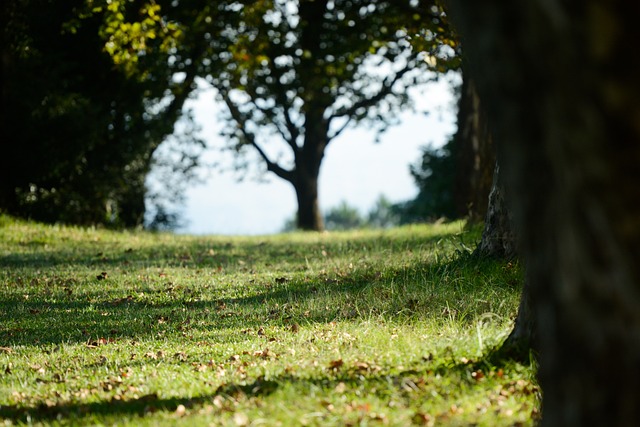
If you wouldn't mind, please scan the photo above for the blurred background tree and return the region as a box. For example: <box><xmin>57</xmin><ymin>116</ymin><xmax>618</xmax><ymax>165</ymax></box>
<box><xmin>0</xmin><ymin>0</ymin><xmax>203</xmax><ymax>227</ymax></box>
<box><xmin>1</xmin><ymin>0</ymin><xmax>496</xmax><ymax>233</ymax></box>
<box><xmin>93</xmin><ymin>0</ymin><xmax>461</xmax><ymax>231</ymax></box>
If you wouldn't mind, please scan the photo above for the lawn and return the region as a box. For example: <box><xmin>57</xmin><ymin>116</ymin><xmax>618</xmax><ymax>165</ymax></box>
<box><xmin>0</xmin><ymin>215</ymin><xmax>538</xmax><ymax>426</ymax></box>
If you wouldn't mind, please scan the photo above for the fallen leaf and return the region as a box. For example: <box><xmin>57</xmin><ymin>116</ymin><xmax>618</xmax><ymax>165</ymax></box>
<box><xmin>233</xmin><ymin>412</ymin><xmax>249</xmax><ymax>426</ymax></box>
<box><xmin>412</xmin><ymin>412</ymin><xmax>434</xmax><ymax>426</ymax></box>
<box><xmin>328</xmin><ymin>359</ymin><xmax>344</xmax><ymax>370</ymax></box>
<box><xmin>471</xmin><ymin>370</ymin><xmax>484</xmax><ymax>380</ymax></box>
<box><xmin>253</xmin><ymin>348</ymin><xmax>273</xmax><ymax>359</ymax></box>
<box><xmin>212</xmin><ymin>395</ymin><xmax>225</xmax><ymax>408</ymax></box>
<box><xmin>354</xmin><ymin>361</ymin><xmax>370</xmax><ymax>371</ymax></box>
<box><xmin>175</xmin><ymin>404</ymin><xmax>187</xmax><ymax>417</ymax></box>
<box><xmin>174</xmin><ymin>352</ymin><xmax>188</xmax><ymax>361</ymax></box>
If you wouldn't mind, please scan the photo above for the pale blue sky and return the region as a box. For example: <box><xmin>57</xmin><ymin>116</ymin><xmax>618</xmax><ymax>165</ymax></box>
<box><xmin>162</xmin><ymin>73</ymin><xmax>459</xmax><ymax>235</ymax></box>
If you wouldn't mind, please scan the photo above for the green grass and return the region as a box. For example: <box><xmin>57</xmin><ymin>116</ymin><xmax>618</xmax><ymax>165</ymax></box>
<box><xmin>0</xmin><ymin>215</ymin><xmax>538</xmax><ymax>426</ymax></box>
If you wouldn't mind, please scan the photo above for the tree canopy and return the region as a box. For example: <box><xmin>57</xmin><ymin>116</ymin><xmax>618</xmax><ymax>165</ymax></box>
<box><xmin>0</xmin><ymin>0</ymin><xmax>201</xmax><ymax>227</ymax></box>
<box><xmin>94</xmin><ymin>0</ymin><xmax>460</xmax><ymax>231</ymax></box>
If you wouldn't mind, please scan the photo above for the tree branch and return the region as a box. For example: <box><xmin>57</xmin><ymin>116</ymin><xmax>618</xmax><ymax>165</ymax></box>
<box><xmin>221</xmin><ymin>91</ymin><xmax>295</xmax><ymax>183</ymax></box>
<box><xmin>327</xmin><ymin>116</ymin><xmax>353</xmax><ymax>141</ymax></box>
<box><xmin>264</xmin><ymin>57</ymin><xmax>301</xmax><ymax>153</ymax></box>
<box><xmin>328</xmin><ymin>62</ymin><xmax>414</xmax><ymax>123</ymax></box>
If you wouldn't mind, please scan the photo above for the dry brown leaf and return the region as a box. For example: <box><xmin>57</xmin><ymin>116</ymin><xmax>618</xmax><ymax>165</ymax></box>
<box><xmin>174</xmin><ymin>352</ymin><xmax>188</xmax><ymax>362</ymax></box>
<box><xmin>471</xmin><ymin>370</ymin><xmax>484</xmax><ymax>380</ymax></box>
<box><xmin>328</xmin><ymin>359</ymin><xmax>344</xmax><ymax>370</ymax></box>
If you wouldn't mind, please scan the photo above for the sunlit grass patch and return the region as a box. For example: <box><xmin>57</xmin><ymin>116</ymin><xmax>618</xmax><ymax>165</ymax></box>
<box><xmin>0</xmin><ymin>216</ymin><xmax>537</xmax><ymax>425</ymax></box>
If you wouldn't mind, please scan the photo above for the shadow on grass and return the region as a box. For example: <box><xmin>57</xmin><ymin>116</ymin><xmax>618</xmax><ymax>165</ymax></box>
<box><xmin>0</xmin><ymin>229</ymin><xmax>469</xmax><ymax>270</ymax></box>
<box><xmin>0</xmin><ymin>353</ymin><xmax>537</xmax><ymax>425</ymax></box>
<box><xmin>0</xmin><ymin>253</ymin><xmax>520</xmax><ymax>347</ymax></box>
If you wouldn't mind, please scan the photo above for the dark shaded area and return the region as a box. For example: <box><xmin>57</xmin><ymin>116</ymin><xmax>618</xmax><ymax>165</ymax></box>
<box><xmin>448</xmin><ymin>0</ymin><xmax>640</xmax><ymax>425</ymax></box>
<box><xmin>1</xmin><ymin>0</ymin><xmax>201</xmax><ymax>228</ymax></box>
<box><xmin>396</xmin><ymin>68</ymin><xmax>495</xmax><ymax>225</ymax></box>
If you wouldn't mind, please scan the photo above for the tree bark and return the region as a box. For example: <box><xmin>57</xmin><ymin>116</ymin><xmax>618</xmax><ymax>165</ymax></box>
<box><xmin>475</xmin><ymin>162</ymin><xmax>516</xmax><ymax>259</ymax></box>
<box><xmin>294</xmin><ymin>167</ymin><xmax>324</xmax><ymax>231</ymax></box>
<box><xmin>293</xmin><ymin>122</ymin><xmax>326</xmax><ymax>231</ymax></box>
<box><xmin>453</xmin><ymin>70</ymin><xmax>495</xmax><ymax>222</ymax></box>
<box><xmin>449</xmin><ymin>1</ymin><xmax>640</xmax><ymax>425</ymax></box>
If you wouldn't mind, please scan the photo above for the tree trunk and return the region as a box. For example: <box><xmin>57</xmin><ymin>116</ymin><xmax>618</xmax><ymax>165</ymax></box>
<box><xmin>449</xmin><ymin>1</ymin><xmax>640</xmax><ymax>425</ymax></box>
<box><xmin>475</xmin><ymin>162</ymin><xmax>516</xmax><ymax>259</ymax></box>
<box><xmin>453</xmin><ymin>69</ymin><xmax>495</xmax><ymax>222</ymax></box>
<box><xmin>476</xmin><ymin>161</ymin><xmax>527</xmax><ymax>362</ymax></box>
<box><xmin>294</xmin><ymin>169</ymin><xmax>323</xmax><ymax>231</ymax></box>
<box><xmin>293</xmin><ymin>111</ymin><xmax>327</xmax><ymax>232</ymax></box>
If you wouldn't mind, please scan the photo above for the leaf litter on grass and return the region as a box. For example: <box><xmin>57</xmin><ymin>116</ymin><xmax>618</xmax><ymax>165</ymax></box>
<box><xmin>0</xmin><ymin>217</ymin><xmax>538</xmax><ymax>425</ymax></box>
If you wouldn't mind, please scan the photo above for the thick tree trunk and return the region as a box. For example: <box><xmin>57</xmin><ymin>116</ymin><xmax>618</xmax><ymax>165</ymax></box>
<box><xmin>118</xmin><ymin>180</ymin><xmax>146</xmax><ymax>228</ymax></box>
<box><xmin>453</xmin><ymin>70</ymin><xmax>495</xmax><ymax>222</ymax></box>
<box><xmin>476</xmin><ymin>161</ymin><xmax>527</xmax><ymax>361</ymax></box>
<box><xmin>293</xmin><ymin>112</ymin><xmax>327</xmax><ymax>232</ymax></box>
<box><xmin>294</xmin><ymin>168</ymin><xmax>323</xmax><ymax>231</ymax></box>
<box><xmin>449</xmin><ymin>1</ymin><xmax>640</xmax><ymax>425</ymax></box>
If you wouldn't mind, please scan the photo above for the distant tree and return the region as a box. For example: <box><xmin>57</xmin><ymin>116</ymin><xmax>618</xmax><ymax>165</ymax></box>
<box><xmin>324</xmin><ymin>201</ymin><xmax>364</xmax><ymax>231</ymax></box>
<box><xmin>396</xmin><ymin>139</ymin><xmax>456</xmax><ymax>223</ymax></box>
<box><xmin>399</xmin><ymin>66</ymin><xmax>495</xmax><ymax>226</ymax></box>
<box><xmin>98</xmin><ymin>0</ymin><xmax>460</xmax><ymax>231</ymax></box>
<box><xmin>367</xmin><ymin>195</ymin><xmax>401</xmax><ymax>229</ymax></box>
<box><xmin>282</xmin><ymin>195</ymin><xmax>400</xmax><ymax>232</ymax></box>
<box><xmin>451</xmin><ymin>67</ymin><xmax>495</xmax><ymax>223</ymax></box>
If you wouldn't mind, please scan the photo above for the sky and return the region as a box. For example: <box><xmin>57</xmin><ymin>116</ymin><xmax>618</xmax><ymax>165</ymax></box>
<box><xmin>158</xmin><ymin>73</ymin><xmax>460</xmax><ymax>236</ymax></box>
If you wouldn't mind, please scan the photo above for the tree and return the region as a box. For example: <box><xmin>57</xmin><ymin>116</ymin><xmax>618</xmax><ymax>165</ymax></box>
<box><xmin>324</xmin><ymin>200</ymin><xmax>364</xmax><ymax>231</ymax></box>
<box><xmin>1</xmin><ymin>0</ymin><xmax>202</xmax><ymax>227</ymax></box>
<box><xmin>367</xmin><ymin>194</ymin><xmax>400</xmax><ymax>229</ymax></box>
<box><xmin>396</xmin><ymin>67</ymin><xmax>495</xmax><ymax>226</ymax></box>
<box><xmin>451</xmin><ymin>68</ymin><xmax>494</xmax><ymax>223</ymax></box>
<box><xmin>397</xmin><ymin>139</ymin><xmax>457</xmax><ymax>223</ymax></box>
<box><xmin>474</xmin><ymin>163</ymin><xmax>516</xmax><ymax>259</ymax></box>
<box><xmin>114</xmin><ymin>0</ymin><xmax>459</xmax><ymax>231</ymax></box>
<box><xmin>448</xmin><ymin>0</ymin><xmax>640</xmax><ymax>425</ymax></box>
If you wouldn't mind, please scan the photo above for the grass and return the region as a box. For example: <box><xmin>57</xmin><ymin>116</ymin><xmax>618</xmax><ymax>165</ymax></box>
<box><xmin>0</xmin><ymin>215</ymin><xmax>539</xmax><ymax>426</ymax></box>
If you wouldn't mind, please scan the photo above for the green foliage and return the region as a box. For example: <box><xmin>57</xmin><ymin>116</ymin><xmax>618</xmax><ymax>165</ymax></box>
<box><xmin>283</xmin><ymin>196</ymin><xmax>402</xmax><ymax>232</ymax></box>
<box><xmin>324</xmin><ymin>201</ymin><xmax>365</xmax><ymax>230</ymax></box>
<box><xmin>367</xmin><ymin>194</ymin><xmax>402</xmax><ymax>229</ymax></box>
<box><xmin>86</xmin><ymin>0</ymin><xmax>461</xmax><ymax>230</ymax></box>
<box><xmin>0</xmin><ymin>217</ymin><xmax>537</xmax><ymax>425</ymax></box>
<box><xmin>395</xmin><ymin>138</ymin><xmax>457</xmax><ymax>223</ymax></box>
<box><xmin>1</xmin><ymin>0</ymin><xmax>202</xmax><ymax>228</ymax></box>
